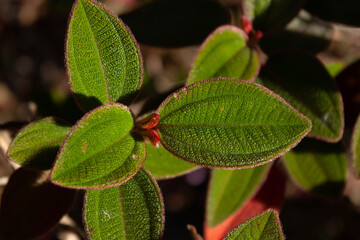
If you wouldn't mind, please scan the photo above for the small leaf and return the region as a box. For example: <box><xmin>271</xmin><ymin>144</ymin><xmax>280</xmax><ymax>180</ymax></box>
<box><xmin>223</xmin><ymin>209</ymin><xmax>284</xmax><ymax>240</ymax></box>
<box><xmin>187</xmin><ymin>25</ymin><xmax>260</xmax><ymax>85</ymax></box>
<box><xmin>0</xmin><ymin>168</ymin><xmax>76</xmax><ymax>240</ymax></box>
<box><xmin>187</xmin><ymin>225</ymin><xmax>203</xmax><ymax>240</ymax></box>
<box><xmin>352</xmin><ymin>114</ymin><xmax>360</xmax><ymax>178</ymax></box>
<box><xmin>205</xmin><ymin>166</ymin><xmax>285</xmax><ymax>240</ymax></box>
<box><xmin>260</xmin><ymin>51</ymin><xmax>344</xmax><ymax>142</ymax></box>
<box><xmin>7</xmin><ymin>117</ymin><xmax>71</xmax><ymax>170</ymax></box>
<box><xmin>157</xmin><ymin>79</ymin><xmax>311</xmax><ymax>168</ymax></box>
<box><xmin>51</xmin><ymin>103</ymin><xmax>145</xmax><ymax>189</ymax></box>
<box><xmin>207</xmin><ymin>164</ymin><xmax>269</xmax><ymax>227</ymax></box>
<box><xmin>244</xmin><ymin>0</ymin><xmax>306</xmax><ymax>33</ymax></box>
<box><xmin>144</xmin><ymin>143</ymin><xmax>198</xmax><ymax>179</ymax></box>
<box><xmin>66</xmin><ymin>0</ymin><xmax>143</xmax><ymax>111</ymax></box>
<box><xmin>284</xmin><ymin>138</ymin><xmax>347</xmax><ymax>197</ymax></box>
<box><xmin>84</xmin><ymin>168</ymin><xmax>164</xmax><ymax>240</ymax></box>
<box><xmin>120</xmin><ymin>0</ymin><xmax>230</xmax><ymax>47</ymax></box>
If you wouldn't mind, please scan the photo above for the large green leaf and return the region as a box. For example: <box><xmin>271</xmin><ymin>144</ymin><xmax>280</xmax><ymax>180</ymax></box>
<box><xmin>187</xmin><ymin>25</ymin><xmax>259</xmax><ymax>85</ymax></box>
<box><xmin>244</xmin><ymin>0</ymin><xmax>306</xmax><ymax>33</ymax></box>
<box><xmin>260</xmin><ymin>51</ymin><xmax>344</xmax><ymax>142</ymax></box>
<box><xmin>51</xmin><ymin>103</ymin><xmax>145</xmax><ymax>189</ymax></box>
<box><xmin>7</xmin><ymin>118</ymin><xmax>70</xmax><ymax>170</ymax></box>
<box><xmin>157</xmin><ymin>79</ymin><xmax>311</xmax><ymax>168</ymax></box>
<box><xmin>84</xmin><ymin>168</ymin><xmax>164</xmax><ymax>240</ymax></box>
<box><xmin>284</xmin><ymin>138</ymin><xmax>347</xmax><ymax>197</ymax></box>
<box><xmin>352</xmin><ymin>114</ymin><xmax>360</xmax><ymax>178</ymax></box>
<box><xmin>223</xmin><ymin>209</ymin><xmax>284</xmax><ymax>240</ymax></box>
<box><xmin>66</xmin><ymin>0</ymin><xmax>143</xmax><ymax>111</ymax></box>
<box><xmin>144</xmin><ymin>143</ymin><xmax>198</xmax><ymax>179</ymax></box>
<box><xmin>207</xmin><ymin>164</ymin><xmax>269</xmax><ymax>227</ymax></box>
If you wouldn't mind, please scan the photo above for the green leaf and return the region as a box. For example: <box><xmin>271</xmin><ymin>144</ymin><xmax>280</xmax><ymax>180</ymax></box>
<box><xmin>284</xmin><ymin>138</ymin><xmax>347</xmax><ymax>197</ymax></box>
<box><xmin>223</xmin><ymin>209</ymin><xmax>284</xmax><ymax>240</ymax></box>
<box><xmin>187</xmin><ymin>25</ymin><xmax>259</xmax><ymax>85</ymax></box>
<box><xmin>352</xmin><ymin>114</ymin><xmax>360</xmax><ymax>178</ymax></box>
<box><xmin>84</xmin><ymin>168</ymin><xmax>164</xmax><ymax>240</ymax></box>
<box><xmin>260</xmin><ymin>51</ymin><xmax>344</xmax><ymax>142</ymax></box>
<box><xmin>66</xmin><ymin>0</ymin><xmax>143</xmax><ymax>111</ymax></box>
<box><xmin>144</xmin><ymin>143</ymin><xmax>198</xmax><ymax>179</ymax></box>
<box><xmin>207</xmin><ymin>164</ymin><xmax>270</xmax><ymax>227</ymax></box>
<box><xmin>7</xmin><ymin>117</ymin><xmax>71</xmax><ymax>170</ymax></box>
<box><xmin>244</xmin><ymin>0</ymin><xmax>305</xmax><ymax>33</ymax></box>
<box><xmin>157</xmin><ymin>79</ymin><xmax>311</xmax><ymax>168</ymax></box>
<box><xmin>51</xmin><ymin>103</ymin><xmax>145</xmax><ymax>189</ymax></box>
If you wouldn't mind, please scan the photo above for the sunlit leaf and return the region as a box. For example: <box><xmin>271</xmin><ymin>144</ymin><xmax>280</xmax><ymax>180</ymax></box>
<box><xmin>51</xmin><ymin>103</ymin><xmax>145</xmax><ymax>189</ymax></box>
<box><xmin>7</xmin><ymin>117</ymin><xmax>70</xmax><ymax>170</ymax></box>
<box><xmin>187</xmin><ymin>25</ymin><xmax>259</xmax><ymax>85</ymax></box>
<box><xmin>157</xmin><ymin>79</ymin><xmax>311</xmax><ymax>168</ymax></box>
<box><xmin>66</xmin><ymin>0</ymin><xmax>143</xmax><ymax>111</ymax></box>
<box><xmin>84</xmin><ymin>168</ymin><xmax>164</xmax><ymax>240</ymax></box>
<box><xmin>284</xmin><ymin>138</ymin><xmax>347</xmax><ymax>197</ymax></box>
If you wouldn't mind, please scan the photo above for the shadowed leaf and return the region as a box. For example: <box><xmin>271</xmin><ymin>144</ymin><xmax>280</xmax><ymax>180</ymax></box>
<box><xmin>187</xmin><ymin>25</ymin><xmax>259</xmax><ymax>85</ymax></box>
<box><xmin>0</xmin><ymin>168</ymin><xmax>76</xmax><ymax>240</ymax></box>
<box><xmin>84</xmin><ymin>168</ymin><xmax>164</xmax><ymax>240</ymax></box>
<box><xmin>51</xmin><ymin>103</ymin><xmax>145</xmax><ymax>189</ymax></box>
<box><xmin>260</xmin><ymin>51</ymin><xmax>344</xmax><ymax>142</ymax></box>
<box><xmin>284</xmin><ymin>138</ymin><xmax>347</xmax><ymax>197</ymax></box>
<box><xmin>7</xmin><ymin>117</ymin><xmax>70</xmax><ymax>170</ymax></box>
<box><xmin>157</xmin><ymin>79</ymin><xmax>311</xmax><ymax>168</ymax></box>
<box><xmin>352</xmin><ymin>114</ymin><xmax>360</xmax><ymax>178</ymax></box>
<box><xmin>66</xmin><ymin>0</ymin><xmax>143</xmax><ymax>111</ymax></box>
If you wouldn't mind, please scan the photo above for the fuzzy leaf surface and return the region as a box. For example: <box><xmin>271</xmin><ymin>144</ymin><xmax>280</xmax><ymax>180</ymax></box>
<box><xmin>144</xmin><ymin>143</ymin><xmax>198</xmax><ymax>179</ymax></box>
<box><xmin>352</xmin><ymin>114</ymin><xmax>360</xmax><ymax>178</ymax></box>
<box><xmin>187</xmin><ymin>26</ymin><xmax>259</xmax><ymax>85</ymax></box>
<box><xmin>284</xmin><ymin>138</ymin><xmax>347</xmax><ymax>197</ymax></box>
<box><xmin>157</xmin><ymin>79</ymin><xmax>311</xmax><ymax>168</ymax></box>
<box><xmin>66</xmin><ymin>0</ymin><xmax>142</xmax><ymax>111</ymax></box>
<box><xmin>84</xmin><ymin>169</ymin><xmax>164</xmax><ymax>240</ymax></box>
<box><xmin>51</xmin><ymin>103</ymin><xmax>145</xmax><ymax>189</ymax></box>
<box><xmin>7</xmin><ymin>118</ymin><xmax>70</xmax><ymax>170</ymax></box>
<box><xmin>260</xmin><ymin>51</ymin><xmax>343</xmax><ymax>142</ymax></box>
<box><xmin>207</xmin><ymin>164</ymin><xmax>269</xmax><ymax>227</ymax></box>
<box><xmin>223</xmin><ymin>209</ymin><xmax>284</xmax><ymax>240</ymax></box>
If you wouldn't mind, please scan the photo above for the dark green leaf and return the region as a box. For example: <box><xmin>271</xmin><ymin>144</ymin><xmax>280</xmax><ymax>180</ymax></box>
<box><xmin>7</xmin><ymin>117</ymin><xmax>70</xmax><ymax>170</ymax></box>
<box><xmin>260</xmin><ymin>51</ymin><xmax>344</xmax><ymax>142</ymax></box>
<box><xmin>51</xmin><ymin>103</ymin><xmax>145</xmax><ymax>189</ymax></box>
<box><xmin>84</xmin><ymin>168</ymin><xmax>164</xmax><ymax>240</ymax></box>
<box><xmin>223</xmin><ymin>209</ymin><xmax>284</xmax><ymax>240</ymax></box>
<box><xmin>284</xmin><ymin>138</ymin><xmax>347</xmax><ymax>197</ymax></box>
<box><xmin>66</xmin><ymin>0</ymin><xmax>143</xmax><ymax>111</ymax></box>
<box><xmin>352</xmin><ymin>114</ymin><xmax>360</xmax><ymax>178</ymax></box>
<box><xmin>244</xmin><ymin>0</ymin><xmax>306</xmax><ymax>33</ymax></box>
<box><xmin>144</xmin><ymin>143</ymin><xmax>198</xmax><ymax>179</ymax></box>
<box><xmin>157</xmin><ymin>79</ymin><xmax>311</xmax><ymax>168</ymax></box>
<box><xmin>0</xmin><ymin>168</ymin><xmax>76</xmax><ymax>240</ymax></box>
<box><xmin>120</xmin><ymin>0</ymin><xmax>230</xmax><ymax>47</ymax></box>
<box><xmin>187</xmin><ymin>25</ymin><xmax>259</xmax><ymax>85</ymax></box>
<box><xmin>207</xmin><ymin>164</ymin><xmax>269</xmax><ymax>227</ymax></box>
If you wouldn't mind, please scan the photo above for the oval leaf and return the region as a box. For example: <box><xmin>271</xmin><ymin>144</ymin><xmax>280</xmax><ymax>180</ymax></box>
<box><xmin>51</xmin><ymin>103</ymin><xmax>145</xmax><ymax>189</ymax></box>
<box><xmin>120</xmin><ymin>0</ymin><xmax>230</xmax><ymax>47</ymax></box>
<box><xmin>144</xmin><ymin>143</ymin><xmax>198</xmax><ymax>179</ymax></box>
<box><xmin>207</xmin><ymin>164</ymin><xmax>269</xmax><ymax>227</ymax></box>
<box><xmin>244</xmin><ymin>0</ymin><xmax>306</xmax><ymax>33</ymax></box>
<box><xmin>84</xmin><ymin>168</ymin><xmax>164</xmax><ymax>240</ymax></box>
<box><xmin>260</xmin><ymin>51</ymin><xmax>344</xmax><ymax>142</ymax></box>
<box><xmin>223</xmin><ymin>209</ymin><xmax>284</xmax><ymax>240</ymax></box>
<box><xmin>66</xmin><ymin>0</ymin><xmax>143</xmax><ymax>111</ymax></box>
<box><xmin>157</xmin><ymin>79</ymin><xmax>311</xmax><ymax>168</ymax></box>
<box><xmin>0</xmin><ymin>168</ymin><xmax>76</xmax><ymax>240</ymax></box>
<box><xmin>7</xmin><ymin>117</ymin><xmax>71</xmax><ymax>170</ymax></box>
<box><xmin>352</xmin><ymin>114</ymin><xmax>360</xmax><ymax>178</ymax></box>
<box><xmin>187</xmin><ymin>25</ymin><xmax>259</xmax><ymax>85</ymax></box>
<box><xmin>284</xmin><ymin>138</ymin><xmax>347</xmax><ymax>197</ymax></box>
